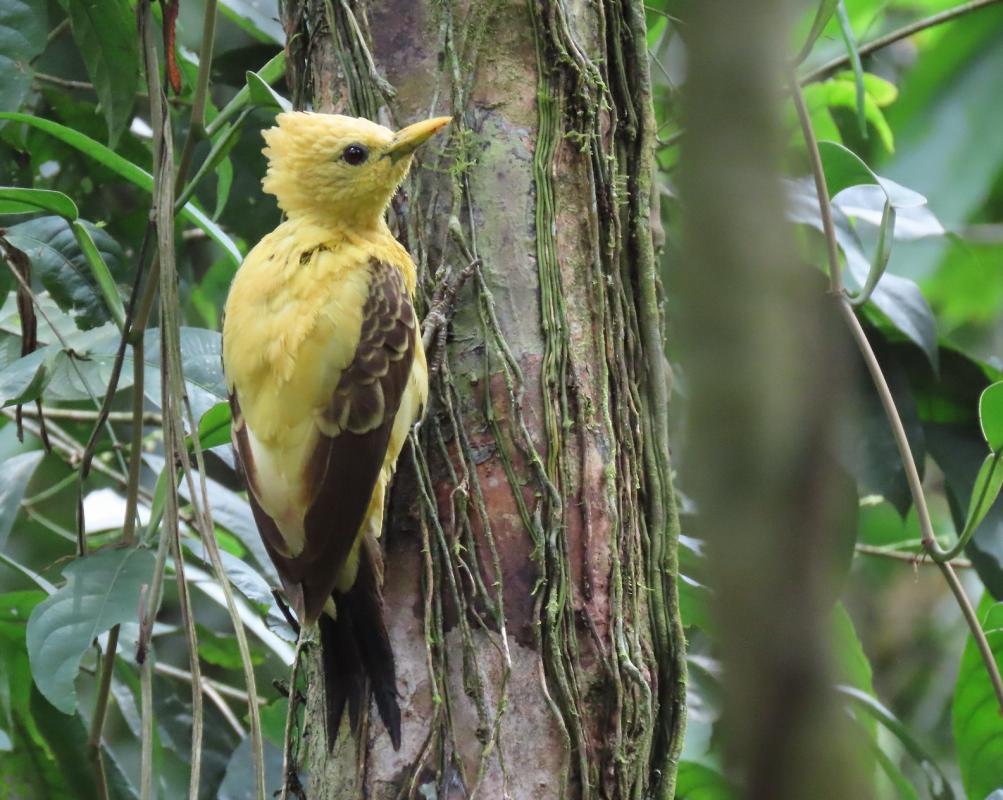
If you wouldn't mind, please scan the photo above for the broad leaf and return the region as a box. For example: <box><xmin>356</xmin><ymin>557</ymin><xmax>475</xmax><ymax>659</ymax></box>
<box><xmin>146</xmin><ymin>452</ymin><xmax>278</xmax><ymax>585</ymax></box>
<box><xmin>954</xmin><ymin>606</ymin><xmax>1003</xmax><ymax>800</ymax></box>
<box><xmin>0</xmin><ymin>0</ymin><xmax>47</xmax><ymax>119</ymax></box>
<box><xmin>5</xmin><ymin>216</ymin><xmax>126</xmax><ymax>330</ymax></box>
<box><xmin>786</xmin><ymin>177</ymin><xmax>940</xmax><ymax>366</ymax></box>
<box><xmin>26</xmin><ymin>547</ymin><xmax>155</xmax><ymax>714</ymax></box>
<box><xmin>980</xmin><ymin>382</ymin><xmax>1003</xmax><ymax>451</ymax></box>
<box><xmin>0</xmin><ymin>450</ymin><xmax>43</xmax><ymax>550</ymax></box>
<box><xmin>795</xmin><ymin>0</ymin><xmax>839</xmax><ymax>64</ymax></box>
<box><xmin>217</xmin><ymin>734</ymin><xmax>285</xmax><ymax>800</ymax></box>
<box><xmin>0</xmin><ymin>113</ymin><xmax>242</xmax><ymax>265</ymax></box>
<box><xmin>0</xmin><ymin>187</ymin><xmax>77</xmax><ymax>219</ymax></box>
<box><xmin>192</xmin><ymin>401</ymin><xmax>233</xmax><ymax>450</ymax></box>
<box><xmin>183</xmin><ymin>537</ymin><xmax>274</xmax><ymax>607</ymax></box>
<box><xmin>245</xmin><ymin>70</ymin><xmax>292</xmax><ymax>112</ymax></box>
<box><xmin>0</xmin><ymin>347</ymin><xmax>68</xmax><ymax>408</ymax></box>
<box><xmin>219</xmin><ymin>0</ymin><xmax>284</xmax><ymax>44</ymax></box>
<box><xmin>56</xmin><ymin>0</ymin><xmax>139</xmax><ymax>145</ymax></box>
<box><xmin>142</xmin><ymin>327</ymin><xmax>227</xmax><ymax>422</ymax></box>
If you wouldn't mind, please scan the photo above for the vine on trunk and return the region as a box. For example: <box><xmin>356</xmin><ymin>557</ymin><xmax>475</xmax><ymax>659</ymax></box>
<box><xmin>280</xmin><ymin>2</ymin><xmax>684</xmax><ymax>797</ymax></box>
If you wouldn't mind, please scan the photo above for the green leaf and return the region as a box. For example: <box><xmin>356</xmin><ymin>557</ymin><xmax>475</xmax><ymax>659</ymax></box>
<box><xmin>26</xmin><ymin>547</ymin><xmax>155</xmax><ymax>714</ymax></box>
<box><xmin>954</xmin><ymin>606</ymin><xmax>1003</xmax><ymax>800</ymax></box>
<box><xmin>676</xmin><ymin>760</ymin><xmax>734</xmax><ymax>800</ymax></box>
<box><xmin>0</xmin><ymin>187</ymin><xmax>78</xmax><ymax>219</ymax></box>
<box><xmin>980</xmin><ymin>382</ymin><xmax>1003</xmax><ymax>451</ymax></box>
<box><xmin>0</xmin><ymin>0</ymin><xmax>47</xmax><ymax>119</ymax></box>
<box><xmin>0</xmin><ymin>347</ymin><xmax>68</xmax><ymax>408</ymax></box>
<box><xmin>842</xmin><ymin>686</ymin><xmax>955</xmax><ymax>800</ymax></box>
<box><xmin>145</xmin><ymin>453</ymin><xmax>278</xmax><ymax>585</ymax></box>
<box><xmin>183</xmin><ymin>538</ymin><xmax>273</xmax><ymax>607</ymax></box>
<box><xmin>219</xmin><ymin>0</ymin><xmax>284</xmax><ymax>44</ymax></box>
<box><xmin>214</xmin><ymin>155</ymin><xmax>235</xmax><ymax>220</ymax></box>
<box><xmin>56</xmin><ymin>0</ymin><xmax>139</xmax><ymax>146</ymax></box>
<box><xmin>191</xmin><ymin>401</ymin><xmax>232</xmax><ymax>451</ymax></box>
<box><xmin>0</xmin><ymin>450</ymin><xmax>43</xmax><ymax>550</ymax></box>
<box><xmin>258</xmin><ymin>697</ymin><xmax>288</xmax><ymax>748</ymax></box>
<box><xmin>245</xmin><ymin>70</ymin><xmax>292</xmax><ymax>112</ymax></box>
<box><xmin>218</xmin><ymin>735</ymin><xmax>285</xmax><ymax>800</ymax></box>
<box><xmin>0</xmin><ymin>113</ymin><xmax>243</xmax><ymax>265</ymax></box>
<box><xmin>818</xmin><ymin>80</ymin><xmax>896</xmax><ymax>152</ymax></box>
<box><xmin>71</xmin><ymin>220</ymin><xmax>126</xmax><ymax>330</ymax></box>
<box><xmin>964</xmin><ymin>452</ymin><xmax>1003</xmax><ymax>540</ymax></box>
<box><xmin>834</xmin><ymin>2</ymin><xmax>866</xmax><ymax>139</ymax></box>
<box><xmin>796</xmin><ymin>0</ymin><xmax>839</xmax><ymax>64</ymax></box>
<box><xmin>206</xmin><ymin>51</ymin><xmax>285</xmax><ymax>138</ymax></box>
<box><xmin>4</xmin><ymin>216</ymin><xmax>125</xmax><ymax>331</ymax></box>
<box><xmin>196</xmin><ymin>624</ymin><xmax>263</xmax><ymax>669</ymax></box>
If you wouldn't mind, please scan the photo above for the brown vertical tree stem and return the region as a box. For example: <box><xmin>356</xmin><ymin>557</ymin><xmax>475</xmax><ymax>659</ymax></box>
<box><xmin>281</xmin><ymin>2</ymin><xmax>685</xmax><ymax>797</ymax></box>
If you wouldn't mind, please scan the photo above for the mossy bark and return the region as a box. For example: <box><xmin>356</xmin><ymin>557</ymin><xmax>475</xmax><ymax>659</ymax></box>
<box><xmin>280</xmin><ymin>1</ymin><xmax>685</xmax><ymax>797</ymax></box>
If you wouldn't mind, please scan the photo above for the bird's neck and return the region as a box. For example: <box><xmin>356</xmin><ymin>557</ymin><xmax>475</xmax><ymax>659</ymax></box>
<box><xmin>282</xmin><ymin>213</ymin><xmax>417</xmax><ymax>295</ymax></box>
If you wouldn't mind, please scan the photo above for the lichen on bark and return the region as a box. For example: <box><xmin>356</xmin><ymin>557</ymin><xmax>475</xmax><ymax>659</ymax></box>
<box><xmin>278</xmin><ymin>1</ymin><xmax>684</xmax><ymax>797</ymax></box>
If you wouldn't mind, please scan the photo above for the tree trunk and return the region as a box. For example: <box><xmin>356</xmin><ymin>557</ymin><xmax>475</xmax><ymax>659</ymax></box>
<box><xmin>280</xmin><ymin>2</ymin><xmax>685</xmax><ymax>797</ymax></box>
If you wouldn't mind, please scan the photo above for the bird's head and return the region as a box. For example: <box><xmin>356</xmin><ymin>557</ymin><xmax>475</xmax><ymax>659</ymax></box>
<box><xmin>261</xmin><ymin>112</ymin><xmax>450</xmax><ymax>226</ymax></box>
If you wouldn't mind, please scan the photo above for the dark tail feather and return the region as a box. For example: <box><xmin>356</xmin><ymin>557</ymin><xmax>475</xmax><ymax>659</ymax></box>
<box><xmin>318</xmin><ymin>547</ymin><xmax>401</xmax><ymax>751</ymax></box>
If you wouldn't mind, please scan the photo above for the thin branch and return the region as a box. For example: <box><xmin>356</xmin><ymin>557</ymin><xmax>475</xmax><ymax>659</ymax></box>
<box><xmin>154</xmin><ymin>661</ymin><xmax>266</xmax><ymax>706</ymax></box>
<box><xmin>174</xmin><ymin>0</ymin><xmax>219</xmax><ymax>187</ymax></box>
<box><xmin>659</xmin><ymin>1</ymin><xmax>1003</xmax><ymax>152</ymax></box>
<box><xmin>800</xmin><ymin>0</ymin><xmax>1003</xmax><ymax>85</ymax></box>
<box><xmin>33</xmin><ymin>73</ymin><xmax>93</xmax><ymax>91</ymax></box>
<box><xmin>854</xmin><ymin>543</ymin><xmax>973</xmax><ymax>569</ymax></box>
<box><xmin>87</xmin><ymin>625</ymin><xmax>121</xmax><ymax>800</ymax></box>
<box><xmin>278</xmin><ymin>633</ymin><xmax>307</xmax><ymax>800</ymax></box>
<box><xmin>790</xmin><ymin>77</ymin><xmax>844</xmax><ymax>293</ymax></box>
<box><xmin>18</xmin><ymin>406</ymin><xmax>163</xmax><ymax>425</ymax></box>
<box><xmin>792</xmin><ymin>72</ymin><xmax>1003</xmax><ymax>716</ymax></box>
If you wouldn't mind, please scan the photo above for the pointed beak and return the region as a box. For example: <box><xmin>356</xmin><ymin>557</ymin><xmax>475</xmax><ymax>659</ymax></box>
<box><xmin>387</xmin><ymin>116</ymin><xmax>451</xmax><ymax>162</ymax></box>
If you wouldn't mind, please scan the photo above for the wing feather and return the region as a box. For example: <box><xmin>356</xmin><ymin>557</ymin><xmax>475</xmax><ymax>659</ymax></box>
<box><xmin>229</xmin><ymin>257</ymin><xmax>416</xmax><ymax>623</ymax></box>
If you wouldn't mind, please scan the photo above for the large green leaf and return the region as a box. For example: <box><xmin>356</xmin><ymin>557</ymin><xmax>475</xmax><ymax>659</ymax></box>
<box><xmin>29</xmin><ymin>685</ymin><xmax>138</xmax><ymax>800</ymax></box>
<box><xmin>954</xmin><ymin>604</ymin><xmax>1003</xmax><ymax>800</ymax></box>
<box><xmin>0</xmin><ymin>113</ymin><xmax>243</xmax><ymax>265</ymax></box>
<box><xmin>0</xmin><ymin>0</ymin><xmax>47</xmax><ymax>120</ymax></box>
<box><xmin>0</xmin><ymin>347</ymin><xmax>68</xmax><ymax>409</ymax></box>
<box><xmin>0</xmin><ymin>187</ymin><xmax>77</xmax><ymax>218</ymax></box>
<box><xmin>0</xmin><ymin>450</ymin><xmax>43</xmax><ymax>550</ymax></box>
<box><xmin>26</xmin><ymin>547</ymin><xmax>155</xmax><ymax>714</ymax></box>
<box><xmin>4</xmin><ymin>216</ymin><xmax>126</xmax><ymax>330</ymax></box>
<box><xmin>56</xmin><ymin>0</ymin><xmax>138</xmax><ymax>146</ymax></box>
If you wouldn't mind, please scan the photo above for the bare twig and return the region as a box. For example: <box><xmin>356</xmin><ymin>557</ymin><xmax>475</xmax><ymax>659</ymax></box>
<box><xmin>854</xmin><ymin>543</ymin><xmax>973</xmax><ymax>569</ymax></box>
<box><xmin>154</xmin><ymin>661</ymin><xmax>267</xmax><ymax>706</ymax></box>
<box><xmin>174</xmin><ymin>0</ymin><xmax>218</xmax><ymax>187</ymax></box>
<box><xmin>421</xmin><ymin>257</ymin><xmax>479</xmax><ymax>378</ymax></box>
<box><xmin>19</xmin><ymin>406</ymin><xmax>163</xmax><ymax>425</ymax></box>
<box><xmin>790</xmin><ymin>77</ymin><xmax>844</xmax><ymax>294</ymax></box>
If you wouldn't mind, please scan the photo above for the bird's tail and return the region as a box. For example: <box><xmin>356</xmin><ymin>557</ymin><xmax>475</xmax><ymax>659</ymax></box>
<box><xmin>318</xmin><ymin>541</ymin><xmax>401</xmax><ymax>751</ymax></box>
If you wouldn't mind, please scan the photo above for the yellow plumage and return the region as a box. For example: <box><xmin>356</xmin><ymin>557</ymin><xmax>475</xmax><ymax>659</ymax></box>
<box><xmin>221</xmin><ymin>111</ymin><xmax>449</xmax><ymax>749</ymax></box>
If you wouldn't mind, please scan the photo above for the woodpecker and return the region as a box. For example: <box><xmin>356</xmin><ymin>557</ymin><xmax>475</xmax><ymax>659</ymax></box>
<box><xmin>222</xmin><ymin>111</ymin><xmax>450</xmax><ymax>748</ymax></box>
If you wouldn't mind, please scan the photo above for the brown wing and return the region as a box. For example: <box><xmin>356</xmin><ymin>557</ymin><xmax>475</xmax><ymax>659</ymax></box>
<box><xmin>230</xmin><ymin>258</ymin><xmax>416</xmax><ymax>623</ymax></box>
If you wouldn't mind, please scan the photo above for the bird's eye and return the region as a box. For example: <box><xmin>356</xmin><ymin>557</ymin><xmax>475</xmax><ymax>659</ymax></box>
<box><xmin>341</xmin><ymin>144</ymin><xmax>368</xmax><ymax>166</ymax></box>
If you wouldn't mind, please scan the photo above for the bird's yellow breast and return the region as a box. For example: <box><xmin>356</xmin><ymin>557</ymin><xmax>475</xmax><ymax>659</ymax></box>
<box><xmin>222</xmin><ymin>217</ymin><xmax>422</xmax><ymax>539</ymax></box>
